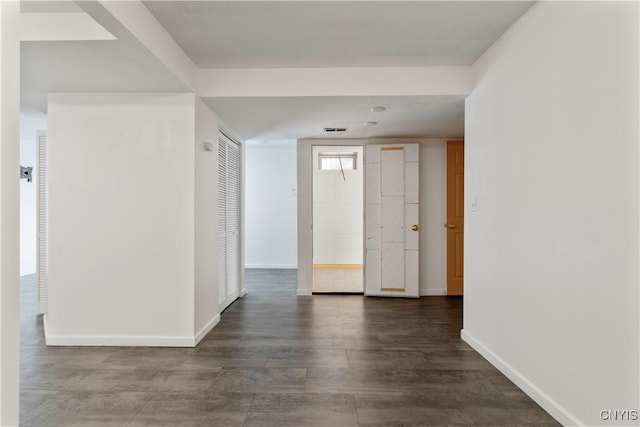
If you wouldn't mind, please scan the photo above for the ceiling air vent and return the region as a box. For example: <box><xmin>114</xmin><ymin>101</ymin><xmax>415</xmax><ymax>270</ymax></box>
<box><xmin>324</xmin><ymin>127</ymin><xmax>348</xmax><ymax>133</ymax></box>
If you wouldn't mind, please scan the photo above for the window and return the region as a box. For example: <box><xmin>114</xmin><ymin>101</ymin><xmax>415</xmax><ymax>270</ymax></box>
<box><xmin>318</xmin><ymin>152</ymin><xmax>357</xmax><ymax>171</ymax></box>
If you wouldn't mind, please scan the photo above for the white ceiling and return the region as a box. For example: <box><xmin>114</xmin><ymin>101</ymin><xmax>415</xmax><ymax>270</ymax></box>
<box><xmin>20</xmin><ymin>1</ymin><xmax>534</xmax><ymax>140</ymax></box>
<box><xmin>21</xmin><ymin>1</ymin><xmax>84</xmax><ymax>14</ymax></box>
<box><xmin>204</xmin><ymin>95</ymin><xmax>465</xmax><ymax>141</ymax></box>
<box><xmin>144</xmin><ymin>1</ymin><xmax>533</xmax><ymax>68</ymax></box>
<box><xmin>21</xmin><ymin>1</ymin><xmax>189</xmax><ymax>113</ymax></box>
<box><xmin>21</xmin><ymin>40</ymin><xmax>191</xmax><ymax>112</ymax></box>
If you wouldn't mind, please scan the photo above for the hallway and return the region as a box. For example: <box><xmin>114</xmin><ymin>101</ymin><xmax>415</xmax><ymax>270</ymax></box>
<box><xmin>20</xmin><ymin>270</ymin><xmax>559</xmax><ymax>426</ymax></box>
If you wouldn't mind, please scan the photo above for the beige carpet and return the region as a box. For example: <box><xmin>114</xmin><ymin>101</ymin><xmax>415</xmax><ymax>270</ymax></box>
<box><xmin>313</xmin><ymin>266</ymin><xmax>363</xmax><ymax>293</ymax></box>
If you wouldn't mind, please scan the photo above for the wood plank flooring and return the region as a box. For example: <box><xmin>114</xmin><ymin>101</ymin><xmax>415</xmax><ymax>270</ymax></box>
<box><xmin>20</xmin><ymin>270</ymin><xmax>560</xmax><ymax>426</ymax></box>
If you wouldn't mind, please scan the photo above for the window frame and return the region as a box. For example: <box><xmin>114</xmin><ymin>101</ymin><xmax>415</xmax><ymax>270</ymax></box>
<box><xmin>317</xmin><ymin>152</ymin><xmax>358</xmax><ymax>171</ymax></box>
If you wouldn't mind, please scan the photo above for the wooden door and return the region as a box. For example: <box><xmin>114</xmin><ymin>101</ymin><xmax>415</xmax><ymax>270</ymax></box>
<box><xmin>365</xmin><ymin>143</ymin><xmax>419</xmax><ymax>298</ymax></box>
<box><xmin>446</xmin><ymin>140</ymin><xmax>464</xmax><ymax>295</ymax></box>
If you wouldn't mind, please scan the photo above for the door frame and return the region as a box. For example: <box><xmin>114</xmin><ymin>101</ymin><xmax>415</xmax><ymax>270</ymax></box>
<box><xmin>311</xmin><ymin>145</ymin><xmax>365</xmax><ymax>294</ymax></box>
<box><xmin>297</xmin><ymin>139</ymin><xmax>368</xmax><ymax>296</ymax></box>
<box><xmin>445</xmin><ymin>139</ymin><xmax>464</xmax><ymax>296</ymax></box>
<box><xmin>218</xmin><ymin>130</ymin><xmax>246</xmax><ymax>311</ymax></box>
<box><xmin>297</xmin><ymin>138</ymin><xmax>423</xmax><ymax>297</ymax></box>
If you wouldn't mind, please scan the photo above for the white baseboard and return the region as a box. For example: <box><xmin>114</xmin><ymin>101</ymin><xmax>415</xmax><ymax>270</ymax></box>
<box><xmin>44</xmin><ymin>314</ymin><xmax>203</xmax><ymax>347</ymax></box>
<box><xmin>297</xmin><ymin>288</ymin><xmax>312</xmax><ymax>296</ymax></box>
<box><xmin>240</xmin><ymin>288</ymin><xmax>247</xmax><ymax>298</ymax></box>
<box><xmin>194</xmin><ymin>314</ymin><xmax>220</xmax><ymax>346</ymax></box>
<box><xmin>43</xmin><ymin>313</ymin><xmax>50</xmax><ymax>340</ymax></box>
<box><xmin>420</xmin><ymin>289</ymin><xmax>446</xmax><ymax>296</ymax></box>
<box><xmin>461</xmin><ymin>329</ymin><xmax>583</xmax><ymax>426</ymax></box>
<box><xmin>245</xmin><ymin>264</ymin><xmax>297</xmax><ymax>269</ymax></box>
<box><xmin>45</xmin><ymin>333</ymin><xmax>197</xmax><ymax>347</ymax></box>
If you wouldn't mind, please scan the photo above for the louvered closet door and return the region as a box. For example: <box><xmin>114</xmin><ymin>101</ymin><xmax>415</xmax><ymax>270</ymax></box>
<box><xmin>217</xmin><ymin>139</ymin><xmax>228</xmax><ymax>308</ymax></box>
<box><xmin>225</xmin><ymin>141</ymin><xmax>240</xmax><ymax>306</ymax></box>
<box><xmin>218</xmin><ymin>134</ymin><xmax>241</xmax><ymax>312</ymax></box>
<box><xmin>36</xmin><ymin>131</ymin><xmax>48</xmax><ymax>314</ymax></box>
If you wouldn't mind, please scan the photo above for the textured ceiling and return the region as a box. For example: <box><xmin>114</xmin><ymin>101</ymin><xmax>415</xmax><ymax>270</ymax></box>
<box><xmin>21</xmin><ymin>1</ymin><xmax>535</xmax><ymax>140</ymax></box>
<box><xmin>21</xmin><ymin>1</ymin><xmax>189</xmax><ymax>112</ymax></box>
<box><xmin>203</xmin><ymin>95</ymin><xmax>466</xmax><ymax>141</ymax></box>
<box><xmin>144</xmin><ymin>1</ymin><xmax>533</xmax><ymax>68</ymax></box>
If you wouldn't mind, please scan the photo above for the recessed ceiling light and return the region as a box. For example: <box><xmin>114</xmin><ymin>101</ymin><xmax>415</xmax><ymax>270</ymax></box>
<box><xmin>363</xmin><ymin>121</ymin><xmax>378</xmax><ymax>127</ymax></box>
<box><xmin>370</xmin><ymin>106</ymin><xmax>386</xmax><ymax>113</ymax></box>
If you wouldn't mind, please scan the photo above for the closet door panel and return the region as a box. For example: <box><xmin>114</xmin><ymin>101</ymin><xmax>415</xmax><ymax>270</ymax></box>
<box><xmin>218</xmin><ymin>134</ymin><xmax>241</xmax><ymax>312</ymax></box>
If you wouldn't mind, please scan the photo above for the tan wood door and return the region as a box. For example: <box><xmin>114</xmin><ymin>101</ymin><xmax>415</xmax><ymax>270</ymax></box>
<box><xmin>446</xmin><ymin>140</ymin><xmax>464</xmax><ymax>295</ymax></box>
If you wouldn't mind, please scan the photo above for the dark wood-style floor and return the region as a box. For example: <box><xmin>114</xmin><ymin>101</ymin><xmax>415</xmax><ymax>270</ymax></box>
<box><xmin>20</xmin><ymin>270</ymin><xmax>560</xmax><ymax>426</ymax></box>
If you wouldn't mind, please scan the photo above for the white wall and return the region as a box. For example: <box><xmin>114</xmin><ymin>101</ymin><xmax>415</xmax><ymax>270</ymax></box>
<box><xmin>46</xmin><ymin>93</ymin><xmax>196</xmax><ymax>345</ymax></box>
<box><xmin>313</xmin><ymin>146</ymin><xmax>363</xmax><ymax>265</ymax></box>
<box><xmin>245</xmin><ymin>141</ymin><xmax>297</xmax><ymax>268</ymax></box>
<box><xmin>194</xmin><ymin>98</ymin><xmax>222</xmax><ymax>339</ymax></box>
<box><xmin>19</xmin><ymin>112</ymin><xmax>46</xmax><ymax>276</ymax></box>
<box><xmin>0</xmin><ymin>1</ymin><xmax>21</xmax><ymax>424</ymax></box>
<box><xmin>463</xmin><ymin>3</ymin><xmax>639</xmax><ymax>426</ymax></box>
<box><xmin>419</xmin><ymin>140</ymin><xmax>446</xmax><ymax>296</ymax></box>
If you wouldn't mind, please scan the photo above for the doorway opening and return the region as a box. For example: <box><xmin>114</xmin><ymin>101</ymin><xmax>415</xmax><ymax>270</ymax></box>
<box><xmin>311</xmin><ymin>146</ymin><xmax>364</xmax><ymax>293</ymax></box>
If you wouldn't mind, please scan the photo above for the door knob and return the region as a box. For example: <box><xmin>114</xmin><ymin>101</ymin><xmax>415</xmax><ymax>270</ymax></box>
<box><xmin>411</xmin><ymin>224</ymin><xmax>419</xmax><ymax>231</ymax></box>
<box><xmin>445</xmin><ymin>223</ymin><xmax>457</xmax><ymax>229</ymax></box>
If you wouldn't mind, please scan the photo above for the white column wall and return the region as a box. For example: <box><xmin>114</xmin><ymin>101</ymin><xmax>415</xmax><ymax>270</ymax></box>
<box><xmin>0</xmin><ymin>1</ymin><xmax>21</xmax><ymax>423</ymax></box>
<box><xmin>245</xmin><ymin>142</ymin><xmax>297</xmax><ymax>269</ymax></box>
<box><xmin>46</xmin><ymin>93</ymin><xmax>196</xmax><ymax>346</ymax></box>
<box><xmin>463</xmin><ymin>2</ymin><xmax>639</xmax><ymax>425</ymax></box>
<box><xmin>194</xmin><ymin>98</ymin><xmax>224</xmax><ymax>341</ymax></box>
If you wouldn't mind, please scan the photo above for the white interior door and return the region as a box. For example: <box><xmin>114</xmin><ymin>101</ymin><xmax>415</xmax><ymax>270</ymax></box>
<box><xmin>218</xmin><ymin>133</ymin><xmax>241</xmax><ymax>311</ymax></box>
<box><xmin>365</xmin><ymin>143</ymin><xmax>419</xmax><ymax>297</ymax></box>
